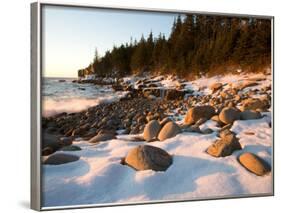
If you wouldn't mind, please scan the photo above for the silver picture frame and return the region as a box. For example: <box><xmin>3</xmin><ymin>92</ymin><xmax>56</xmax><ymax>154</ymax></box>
<box><xmin>31</xmin><ymin>1</ymin><xmax>274</xmax><ymax>211</ymax></box>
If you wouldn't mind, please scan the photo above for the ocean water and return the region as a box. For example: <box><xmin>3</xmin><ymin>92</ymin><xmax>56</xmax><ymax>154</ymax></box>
<box><xmin>42</xmin><ymin>78</ymin><xmax>127</xmax><ymax>117</ymax></box>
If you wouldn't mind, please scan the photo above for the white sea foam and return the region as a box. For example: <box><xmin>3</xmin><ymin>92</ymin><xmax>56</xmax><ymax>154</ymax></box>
<box><xmin>42</xmin><ymin>78</ymin><xmax>128</xmax><ymax>117</ymax></box>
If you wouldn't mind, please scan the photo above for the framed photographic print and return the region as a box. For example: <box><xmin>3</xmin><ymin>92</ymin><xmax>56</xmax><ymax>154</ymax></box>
<box><xmin>31</xmin><ymin>1</ymin><xmax>274</xmax><ymax>211</ymax></box>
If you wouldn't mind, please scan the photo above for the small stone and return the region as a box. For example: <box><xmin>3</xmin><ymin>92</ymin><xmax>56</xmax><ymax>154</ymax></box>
<box><xmin>243</xmin><ymin>131</ymin><xmax>255</xmax><ymax>135</ymax></box>
<box><xmin>43</xmin><ymin>153</ymin><xmax>80</xmax><ymax>165</ymax></box>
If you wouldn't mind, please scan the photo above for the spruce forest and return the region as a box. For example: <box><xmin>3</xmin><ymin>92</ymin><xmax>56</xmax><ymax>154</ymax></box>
<box><xmin>79</xmin><ymin>14</ymin><xmax>271</xmax><ymax>79</ymax></box>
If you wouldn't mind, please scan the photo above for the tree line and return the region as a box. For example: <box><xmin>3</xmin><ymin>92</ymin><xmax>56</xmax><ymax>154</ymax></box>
<box><xmin>79</xmin><ymin>14</ymin><xmax>271</xmax><ymax>78</ymax></box>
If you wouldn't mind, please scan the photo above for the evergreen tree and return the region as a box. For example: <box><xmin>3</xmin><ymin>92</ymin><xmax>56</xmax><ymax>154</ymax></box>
<box><xmin>80</xmin><ymin>14</ymin><xmax>271</xmax><ymax>78</ymax></box>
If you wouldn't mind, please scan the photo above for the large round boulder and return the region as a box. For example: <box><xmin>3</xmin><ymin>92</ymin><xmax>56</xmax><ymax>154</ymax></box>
<box><xmin>124</xmin><ymin>145</ymin><xmax>172</xmax><ymax>171</ymax></box>
<box><xmin>238</xmin><ymin>152</ymin><xmax>271</xmax><ymax>176</ymax></box>
<box><xmin>158</xmin><ymin>121</ymin><xmax>181</xmax><ymax>141</ymax></box>
<box><xmin>240</xmin><ymin>110</ymin><xmax>262</xmax><ymax>120</ymax></box>
<box><xmin>219</xmin><ymin>107</ymin><xmax>240</xmax><ymax>124</ymax></box>
<box><xmin>184</xmin><ymin>105</ymin><xmax>216</xmax><ymax>125</ymax></box>
<box><xmin>43</xmin><ymin>153</ymin><xmax>80</xmax><ymax>165</ymax></box>
<box><xmin>143</xmin><ymin>120</ymin><xmax>161</xmax><ymax>142</ymax></box>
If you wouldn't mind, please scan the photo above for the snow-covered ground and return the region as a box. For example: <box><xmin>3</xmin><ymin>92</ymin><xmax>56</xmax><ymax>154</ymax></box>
<box><xmin>42</xmin><ymin>72</ymin><xmax>272</xmax><ymax>208</ymax></box>
<box><xmin>42</xmin><ymin>116</ymin><xmax>272</xmax><ymax>207</ymax></box>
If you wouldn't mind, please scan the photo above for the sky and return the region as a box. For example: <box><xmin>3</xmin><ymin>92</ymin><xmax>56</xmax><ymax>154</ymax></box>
<box><xmin>42</xmin><ymin>5</ymin><xmax>180</xmax><ymax>77</ymax></box>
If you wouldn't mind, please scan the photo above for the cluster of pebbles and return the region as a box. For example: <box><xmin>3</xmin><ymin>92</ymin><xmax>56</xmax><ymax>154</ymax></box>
<box><xmin>42</xmin><ymin>74</ymin><xmax>272</xmax><ymax>176</ymax></box>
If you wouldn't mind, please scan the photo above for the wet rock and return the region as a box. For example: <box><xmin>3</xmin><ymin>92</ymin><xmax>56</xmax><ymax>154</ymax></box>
<box><xmin>89</xmin><ymin>132</ymin><xmax>117</xmax><ymax>143</ymax></box>
<box><xmin>124</xmin><ymin>145</ymin><xmax>172</xmax><ymax>171</ymax></box>
<box><xmin>143</xmin><ymin>120</ymin><xmax>161</xmax><ymax>142</ymax></box>
<box><xmin>83</xmin><ymin>128</ymin><xmax>98</xmax><ymax>140</ymax></box>
<box><xmin>61</xmin><ymin>145</ymin><xmax>82</xmax><ymax>151</ymax></box>
<box><xmin>158</xmin><ymin>121</ymin><xmax>181</xmax><ymax>141</ymax></box>
<box><xmin>46</xmin><ymin>126</ymin><xmax>58</xmax><ymax>134</ymax></box>
<box><xmin>240</xmin><ymin>110</ymin><xmax>262</xmax><ymax>120</ymax></box>
<box><xmin>219</xmin><ymin>107</ymin><xmax>240</xmax><ymax>124</ymax></box>
<box><xmin>59</xmin><ymin>136</ymin><xmax>73</xmax><ymax>146</ymax></box>
<box><xmin>42</xmin><ymin>132</ymin><xmax>61</xmax><ymax>151</ymax></box>
<box><xmin>43</xmin><ymin>153</ymin><xmax>80</xmax><ymax>165</ymax></box>
<box><xmin>42</xmin><ymin>146</ymin><xmax>54</xmax><ymax>156</ymax></box>
<box><xmin>184</xmin><ymin>105</ymin><xmax>216</xmax><ymax>125</ymax></box>
<box><xmin>238</xmin><ymin>152</ymin><xmax>271</xmax><ymax>176</ymax></box>
<box><xmin>98</xmin><ymin>129</ymin><xmax>116</xmax><ymax>135</ymax></box>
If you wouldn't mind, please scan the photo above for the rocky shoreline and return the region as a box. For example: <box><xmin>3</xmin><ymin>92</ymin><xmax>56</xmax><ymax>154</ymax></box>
<box><xmin>42</xmin><ymin>73</ymin><xmax>272</xmax><ymax>176</ymax></box>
